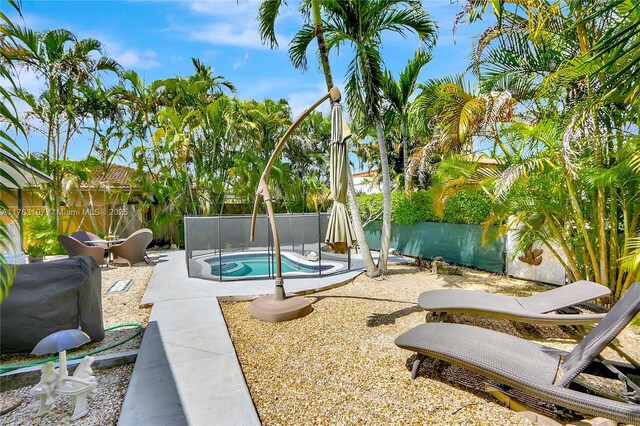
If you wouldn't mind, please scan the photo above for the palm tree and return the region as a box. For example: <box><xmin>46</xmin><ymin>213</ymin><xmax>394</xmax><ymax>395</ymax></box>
<box><xmin>427</xmin><ymin>0</ymin><xmax>640</xmax><ymax>299</ymax></box>
<box><xmin>0</xmin><ymin>0</ymin><xmax>28</xmax><ymax>299</ymax></box>
<box><xmin>258</xmin><ymin>0</ymin><xmax>381</xmax><ymax>277</ymax></box>
<box><xmin>0</xmin><ymin>22</ymin><xmax>120</xmax><ymax>229</ymax></box>
<box><xmin>259</xmin><ymin>0</ymin><xmax>334</xmax><ymax>92</ymax></box>
<box><xmin>291</xmin><ymin>0</ymin><xmax>436</xmax><ymax>274</ymax></box>
<box><xmin>381</xmin><ymin>49</ymin><xmax>432</xmax><ymax>191</ymax></box>
<box><xmin>408</xmin><ymin>75</ymin><xmax>515</xmax><ymax>185</ymax></box>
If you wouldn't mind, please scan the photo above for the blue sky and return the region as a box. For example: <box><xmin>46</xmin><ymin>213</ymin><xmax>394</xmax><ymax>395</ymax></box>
<box><xmin>6</xmin><ymin>0</ymin><xmax>487</xmax><ymax>162</ymax></box>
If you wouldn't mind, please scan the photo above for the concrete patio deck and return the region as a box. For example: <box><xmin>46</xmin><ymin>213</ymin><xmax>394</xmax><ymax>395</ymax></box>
<box><xmin>120</xmin><ymin>250</ymin><xmax>407</xmax><ymax>425</ymax></box>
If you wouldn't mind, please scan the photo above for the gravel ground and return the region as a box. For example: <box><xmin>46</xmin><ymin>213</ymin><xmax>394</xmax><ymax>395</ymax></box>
<box><xmin>221</xmin><ymin>263</ymin><xmax>640</xmax><ymax>426</ymax></box>
<box><xmin>1</xmin><ymin>259</ymin><xmax>156</xmax><ymax>424</ymax></box>
<box><xmin>1</xmin><ymin>364</ymin><xmax>133</xmax><ymax>425</ymax></box>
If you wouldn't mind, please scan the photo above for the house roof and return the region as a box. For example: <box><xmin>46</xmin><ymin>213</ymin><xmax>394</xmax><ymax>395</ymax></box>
<box><xmin>0</xmin><ymin>150</ymin><xmax>51</xmax><ymax>189</ymax></box>
<box><xmin>466</xmin><ymin>155</ymin><xmax>500</xmax><ymax>166</ymax></box>
<box><xmin>81</xmin><ymin>165</ymin><xmax>141</xmax><ymax>189</ymax></box>
<box><xmin>352</xmin><ymin>170</ymin><xmax>377</xmax><ymax>178</ymax></box>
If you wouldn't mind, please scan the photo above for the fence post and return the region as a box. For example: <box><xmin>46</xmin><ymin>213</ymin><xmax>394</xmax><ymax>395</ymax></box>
<box><xmin>291</xmin><ymin>215</ymin><xmax>295</xmax><ymax>252</ymax></box>
<box><xmin>218</xmin><ymin>215</ymin><xmax>222</xmax><ymax>282</ymax></box>
<box><xmin>301</xmin><ymin>211</ymin><xmax>305</xmax><ymax>256</ymax></box>
<box><xmin>184</xmin><ymin>217</ymin><xmax>190</xmax><ymax>277</ymax></box>
<box><xmin>317</xmin><ymin>212</ymin><xmax>322</xmax><ymax>277</ymax></box>
<box><xmin>267</xmin><ymin>215</ymin><xmax>272</xmax><ymax>278</ymax></box>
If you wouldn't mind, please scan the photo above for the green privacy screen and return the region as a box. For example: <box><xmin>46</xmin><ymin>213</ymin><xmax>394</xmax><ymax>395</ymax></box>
<box><xmin>364</xmin><ymin>221</ymin><xmax>505</xmax><ymax>273</ymax></box>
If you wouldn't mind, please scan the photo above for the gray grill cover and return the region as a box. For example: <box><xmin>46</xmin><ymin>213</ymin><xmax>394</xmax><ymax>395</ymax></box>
<box><xmin>0</xmin><ymin>256</ymin><xmax>104</xmax><ymax>353</ymax></box>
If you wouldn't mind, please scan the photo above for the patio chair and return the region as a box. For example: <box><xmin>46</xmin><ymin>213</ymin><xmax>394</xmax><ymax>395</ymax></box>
<box><xmin>395</xmin><ymin>283</ymin><xmax>640</xmax><ymax>424</ymax></box>
<box><xmin>111</xmin><ymin>228</ymin><xmax>153</xmax><ymax>266</ymax></box>
<box><xmin>71</xmin><ymin>231</ymin><xmax>107</xmax><ymax>249</ymax></box>
<box><xmin>418</xmin><ymin>280</ymin><xmax>611</xmax><ymax>325</ymax></box>
<box><xmin>58</xmin><ymin>235</ymin><xmax>106</xmax><ymax>267</ymax></box>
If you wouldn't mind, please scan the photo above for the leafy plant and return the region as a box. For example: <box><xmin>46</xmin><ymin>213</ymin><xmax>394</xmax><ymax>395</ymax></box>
<box><xmin>357</xmin><ymin>189</ymin><xmax>491</xmax><ymax>226</ymax></box>
<box><xmin>0</xmin><ymin>0</ymin><xmax>27</xmax><ymax>301</ymax></box>
<box><xmin>23</xmin><ymin>216</ymin><xmax>64</xmax><ymax>255</ymax></box>
<box><xmin>24</xmin><ymin>244</ymin><xmax>46</xmax><ymax>258</ymax></box>
<box><xmin>423</xmin><ymin>0</ymin><xmax>640</xmax><ymax>300</ymax></box>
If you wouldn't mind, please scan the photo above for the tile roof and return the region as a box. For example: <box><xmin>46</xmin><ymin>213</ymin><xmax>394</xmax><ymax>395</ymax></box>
<box><xmin>80</xmin><ymin>165</ymin><xmax>140</xmax><ymax>188</ymax></box>
<box><xmin>352</xmin><ymin>170</ymin><xmax>377</xmax><ymax>178</ymax></box>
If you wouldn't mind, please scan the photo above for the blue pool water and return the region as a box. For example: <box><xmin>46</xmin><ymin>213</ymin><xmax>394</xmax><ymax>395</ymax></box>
<box><xmin>205</xmin><ymin>253</ymin><xmax>330</xmax><ymax>277</ymax></box>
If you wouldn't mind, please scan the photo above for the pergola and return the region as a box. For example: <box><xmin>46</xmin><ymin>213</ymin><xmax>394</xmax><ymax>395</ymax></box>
<box><xmin>1</xmin><ymin>151</ymin><xmax>52</xmax><ymax>251</ymax></box>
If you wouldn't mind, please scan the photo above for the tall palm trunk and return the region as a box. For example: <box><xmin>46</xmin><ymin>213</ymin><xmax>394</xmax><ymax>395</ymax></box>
<box><xmin>347</xmin><ymin>169</ymin><xmax>378</xmax><ymax>276</ymax></box>
<box><xmin>576</xmin><ymin>9</ymin><xmax>609</xmax><ymax>288</ymax></box>
<box><xmin>375</xmin><ymin>118</ymin><xmax>391</xmax><ymax>274</ymax></box>
<box><xmin>312</xmin><ymin>0</ymin><xmax>333</xmax><ymax>92</ymax></box>
<box><xmin>402</xmin><ymin>119</ymin><xmax>409</xmax><ymax>192</ymax></box>
<box><xmin>312</xmin><ymin>0</ymin><xmax>378</xmax><ymax>275</ymax></box>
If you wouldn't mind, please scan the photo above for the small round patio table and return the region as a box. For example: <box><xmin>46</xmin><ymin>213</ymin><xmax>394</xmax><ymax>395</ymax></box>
<box><xmin>87</xmin><ymin>238</ymin><xmax>125</xmax><ymax>267</ymax></box>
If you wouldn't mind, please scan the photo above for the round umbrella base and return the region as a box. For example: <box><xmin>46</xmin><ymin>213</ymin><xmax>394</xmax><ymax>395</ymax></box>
<box><xmin>249</xmin><ymin>294</ymin><xmax>313</xmax><ymax>323</ymax></box>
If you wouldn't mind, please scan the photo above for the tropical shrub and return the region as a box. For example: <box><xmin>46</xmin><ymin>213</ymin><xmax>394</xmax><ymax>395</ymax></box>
<box><xmin>24</xmin><ymin>244</ymin><xmax>46</xmax><ymax>258</ymax></box>
<box><xmin>421</xmin><ymin>0</ymin><xmax>640</xmax><ymax>299</ymax></box>
<box><xmin>357</xmin><ymin>189</ymin><xmax>491</xmax><ymax>226</ymax></box>
<box><xmin>23</xmin><ymin>216</ymin><xmax>64</xmax><ymax>255</ymax></box>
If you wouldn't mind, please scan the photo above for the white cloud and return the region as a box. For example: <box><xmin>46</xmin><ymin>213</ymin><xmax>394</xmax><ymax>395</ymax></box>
<box><xmin>238</xmin><ymin>77</ymin><xmax>292</xmax><ymax>100</ymax></box>
<box><xmin>173</xmin><ymin>0</ymin><xmax>289</xmax><ymax>49</ymax></box>
<box><xmin>233</xmin><ymin>51</ymin><xmax>250</xmax><ymax>69</ymax></box>
<box><xmin>188</xmin><ymin>23</ymin><xmax>270</xmax><ymax>49</ymax></box>
<box><xmin>13</xmin><ymin>69</ymin><xmax>44</xmax><ymax>94</ymax></box>
<box><xmin>1</xmin><ymin>69</ymin><xmax>43</xmax><ymax>115</ymax></box>
<box><xmin>74</xmin><ymin>29</ymin><xmax>162</xmax><ymax>71</ymax></box>
<box><xmin>189</xmin><ymin>0</ymin><xmax>261</xmax><ymax>17</ymax></box>
<box><xmin>204</xmin><ymin>49</ymin><xmax>222</xmax><ymax>59</ymax></box>
<box><xmin>113</xmin><ymin>49</ymin><xmax>160</xmax><ymax>69</ymax></box>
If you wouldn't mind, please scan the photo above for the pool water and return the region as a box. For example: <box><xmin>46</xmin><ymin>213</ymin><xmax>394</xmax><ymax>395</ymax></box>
<box><xmin>205</xmin><ymin>253</ymin><xmax>330</xmax><ymax>277</ymax></box>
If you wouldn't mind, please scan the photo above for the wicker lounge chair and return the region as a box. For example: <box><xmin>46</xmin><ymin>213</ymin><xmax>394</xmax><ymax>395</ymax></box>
<box><xmin>396</xmin><ymin>283</ymin><xmax>640</xmax><ymax>424</ymax></box>
<box><xmin>58</xmin><ymin>235</ymin><xmax>106</xmax><ymax>267</ymax></box>
<box><xmin>418</xmin><ymin>280</ymin><xmax>610</xmax><ymax>325</ymax></box>
<box><xmin>111</xmin><ymin>228</ymin><xmax>153</xmax><ymax>266</ymax></box>
<box><xmin>71</xmin><ymin>231</ymin><xmax>106</xmax><ymax>248</ymax></box>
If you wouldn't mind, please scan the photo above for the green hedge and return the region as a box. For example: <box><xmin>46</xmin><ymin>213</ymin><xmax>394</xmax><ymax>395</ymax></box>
<box><xmin>357</xmin><ymin>189</ymin><xmax>491</xmax><ymax>225</ymax></box>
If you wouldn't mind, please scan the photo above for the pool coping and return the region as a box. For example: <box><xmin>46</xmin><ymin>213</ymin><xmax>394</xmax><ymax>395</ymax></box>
<box><xmin>190</xmin><ymin>250</ymin><xmax>344</xmax><ymax>281</ymax></box>
<box><xmin>122</xmin><ymin>250</ymin><xmax>408</xmax><ymax>425</ymax></box>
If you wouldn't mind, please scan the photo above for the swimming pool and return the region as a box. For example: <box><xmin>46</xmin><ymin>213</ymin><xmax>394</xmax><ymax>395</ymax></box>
<box><xmin>196</xmin><ymin>251</ymin><xmax>343</xmax><ymax>280</ymax></box>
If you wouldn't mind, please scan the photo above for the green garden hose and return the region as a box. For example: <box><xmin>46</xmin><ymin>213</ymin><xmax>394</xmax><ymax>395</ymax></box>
<box><xmin>0</xmin><ymin>323</ymin><xmax>144</xmax><ymax>374</ymax></box>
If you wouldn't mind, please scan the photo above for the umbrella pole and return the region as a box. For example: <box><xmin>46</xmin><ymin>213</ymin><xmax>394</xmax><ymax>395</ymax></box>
<box><xmin>247</xmin><ymin>88</ymin><xmax>342</xmax><ymax>322</ymax></box>
<box><xmin>264</xmin><ymin>199</ymin><xmax>285</xmax><ymax>300</ymax></box>
<box><xmin>58</xmin><ymin>350</ymin><xmax>68</xmax><ymax>378</ymax></box>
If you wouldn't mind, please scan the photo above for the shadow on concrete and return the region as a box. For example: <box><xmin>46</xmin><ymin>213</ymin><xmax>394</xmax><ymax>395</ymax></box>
<box><xmin>118</xmin><ymin>321</ymin><xmax>187</xmax><ymax>426</ymax></box>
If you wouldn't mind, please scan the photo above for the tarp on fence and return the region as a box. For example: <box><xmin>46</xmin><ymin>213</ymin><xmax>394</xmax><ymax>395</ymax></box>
<box><xmin>364</xmin><ymin>221</ymin><xmax>505</xmax><ymax>273</ymax></box>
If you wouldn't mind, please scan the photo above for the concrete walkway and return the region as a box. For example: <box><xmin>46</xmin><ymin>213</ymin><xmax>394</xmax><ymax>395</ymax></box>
<box><xmin>120</xmin><ymin>250</ymin><xmax>404</xmax><ymax>425</ymax></box>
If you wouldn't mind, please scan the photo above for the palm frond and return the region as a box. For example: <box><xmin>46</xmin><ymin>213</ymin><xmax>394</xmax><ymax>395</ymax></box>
<box><xmin>258</xmin><ymin>0</ymin><xmax>286</xmax><ymax>48</ymax></box>
<box><xmin>288</xmin><ymin>24</ymin><xmax>315</xmax><ymax>71</ymax></box>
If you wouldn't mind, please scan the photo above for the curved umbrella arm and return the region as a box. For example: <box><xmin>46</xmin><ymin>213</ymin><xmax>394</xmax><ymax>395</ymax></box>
<box><xmin>250</xmin><ymin>87</ymin><xmax>342</xmax><ymax>286</ymax></box>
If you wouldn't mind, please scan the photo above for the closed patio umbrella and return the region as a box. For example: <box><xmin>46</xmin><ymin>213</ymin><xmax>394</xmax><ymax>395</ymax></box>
<box><xmin>325</xmin><ymin>102</ymin><xmax>356</xmax><ymax>253</ymax></box>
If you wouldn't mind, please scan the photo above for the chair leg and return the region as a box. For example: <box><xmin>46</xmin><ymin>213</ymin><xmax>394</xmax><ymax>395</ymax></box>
<box><xmin>70</xmin><ymin>390</ymin><xmax>91</xmax><ymax>421</ymax></box>
<box><xmin>411</xmin><ymin>354</ymin><xmax>426</xmax><ymax>380</ymax></box>
<box><xmin>36</xmin><ymin>394</ymin><xmax>53</xmax><ymax>416</ymax></box>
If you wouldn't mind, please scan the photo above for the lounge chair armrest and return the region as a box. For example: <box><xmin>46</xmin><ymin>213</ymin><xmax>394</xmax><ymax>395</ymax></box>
<box><xmin>516</xmin><ymin>312</ymin><xmax>606</xmax><ymax>325</ymax></box>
